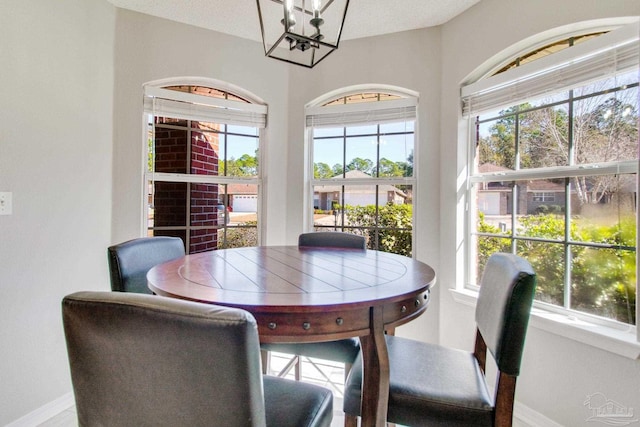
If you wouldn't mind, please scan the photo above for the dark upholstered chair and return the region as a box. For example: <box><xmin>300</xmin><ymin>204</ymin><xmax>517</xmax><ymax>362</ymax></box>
<box><xmin>261</xmin><ymin>232</ymin><xmax>365</xmax><ymax>381</ymax></box>
<box><xmin>298</xmin><ymin>231</ymin><xmax>367</xmax><ymax>249</ymax></box>
<box><xmin>107</xmin><ymin>236</ymin><xmax>185</xmax><ymax>294</ymax></box>
<box><xmin>63</xmin><ymin>291</ymin><xmax>333</xmax><ymax>427</ymax></box>
<box><xmin>343</xmin><ymin>252</ymin><xmax>537</xmax><ymax>427</ymax></box>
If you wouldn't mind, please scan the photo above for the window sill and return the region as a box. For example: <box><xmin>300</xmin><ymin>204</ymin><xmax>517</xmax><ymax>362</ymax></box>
<box><xmin>450</xmin><ymin>288</ymin><xmax>640</xmax><ymax>360</ymax></box>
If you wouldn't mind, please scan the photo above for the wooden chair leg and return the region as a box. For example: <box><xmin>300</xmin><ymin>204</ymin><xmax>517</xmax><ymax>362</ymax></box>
<box><xmin>344</xmin><ymin>414</ymin><xmax>358</xmax><ymax>427</ymax></box>
<box><xmin>494</xmin><ymin>372</ymin><xmax>517</xmax><ymax>427</ymax></box>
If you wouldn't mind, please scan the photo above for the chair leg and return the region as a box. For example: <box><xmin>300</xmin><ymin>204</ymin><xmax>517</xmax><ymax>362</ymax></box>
<box><xmin>294</xmin><ymin>355</ymin><xmax>301</xmax><ymax>380</ymax></box>
<box><xmin>494</xmin><ymin>372</ymin><xmax>517</xmax><ymax>427</ymax></box>
<box><xmin>344</xmin><ymin>414</ymin><xmax>358</xmax><ymax>427</ymax></box>
<box><xmin>260</xmin><ymin>350</ymin><xmax>270</xmax><ymax>375</ymax></box>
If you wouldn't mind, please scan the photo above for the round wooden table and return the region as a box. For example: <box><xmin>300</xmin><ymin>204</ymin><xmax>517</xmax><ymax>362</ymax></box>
<box><xmin>148</xmin><ymin>246</ymin><xmax>436</xmax><ymax>427</ymax></box>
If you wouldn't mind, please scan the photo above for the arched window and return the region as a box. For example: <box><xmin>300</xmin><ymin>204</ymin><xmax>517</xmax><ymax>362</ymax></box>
<box><xmin>143</xmin><ymin>80</ymin><xmax>266</xmax><ymax>253</ymax></box>
<box><xmin>462</xmin><ymin>22</ymin><xmax>639</xmax><ymax>326</ymax></box>
<box><xmin>305</xmin><ymin>87</ymin><xmax>418</xmax><ymax>256</ymax></box>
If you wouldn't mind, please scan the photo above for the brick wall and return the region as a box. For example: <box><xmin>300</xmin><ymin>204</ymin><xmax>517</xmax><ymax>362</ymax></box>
<box><xmin>153</xmin><ymin>118</ymin><xmax>222</xmax><ymax>253</ymax></box>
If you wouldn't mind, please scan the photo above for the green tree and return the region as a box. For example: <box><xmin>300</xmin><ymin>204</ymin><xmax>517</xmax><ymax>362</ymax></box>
<box><xmin>314</xmin><ymin>162</ymin><xmax>333</xmax><ymax>178</ymax></box>
<box><xmin>405</xmin><ymin>150</ymin><xmax>414</xmax><ymax>177</ymax></box>
<box><xmin>346</xmin><ymin>157</ymin><xmax>374</xmax><ymax>174</ymax></box>
<box><xmin>378</xmin><ymin>158</ymin><xmax>404</xmax><ymax>177</ymax></box>
<box><xmin>220</xmin><ymin>153</ymin><xmax>258</xmax><ymax>176</ymax></box>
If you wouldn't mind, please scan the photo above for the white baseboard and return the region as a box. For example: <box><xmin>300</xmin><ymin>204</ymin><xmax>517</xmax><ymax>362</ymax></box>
<box><xmin>5</xmin><ymin>392</ymin><xmax>75</xmax><ymax>427</ymax></box>
<box><xmin>515</xmin><ymin>400</ymin><xmax>565</xmax><ymax>427</ymax></box>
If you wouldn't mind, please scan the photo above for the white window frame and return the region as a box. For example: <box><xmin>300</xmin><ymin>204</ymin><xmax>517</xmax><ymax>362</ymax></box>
<box><xmin>304</xmin><ymin>86</ymin><xmax>419</xmax><ymax>256</ymax></box>
<box><xmin>457</xmin><ymin>22</ymin><xmax>640</xmax><ymax>358</ymax></box>
<box><xmin>142</xmin><ymin>78</ymin><xmax>267</xmax><ymax>248</ymax></box>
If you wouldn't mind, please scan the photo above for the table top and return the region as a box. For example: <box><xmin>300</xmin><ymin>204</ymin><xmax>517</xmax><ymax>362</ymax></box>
<box><xmin>148</xmin><ymin>245</ymin><xmax>436</xmax><ymax>342</ymax></box>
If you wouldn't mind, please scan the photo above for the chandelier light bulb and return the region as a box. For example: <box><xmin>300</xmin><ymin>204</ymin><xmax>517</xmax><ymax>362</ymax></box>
<box><xmin>313</xmin><ymin>0</ymin><xmax>322</xmax><ymax>18</ymax></box>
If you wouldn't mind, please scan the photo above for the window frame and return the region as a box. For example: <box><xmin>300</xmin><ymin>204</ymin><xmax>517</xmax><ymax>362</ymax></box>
<box><xmin>304</xmin><ymin>87</ymin><xmax>419</xmax><ymax>257</ymax></box>
<box><xmin>142</xmin><ymin>79</ymin><xmax>267</xmax><ymax>251</ymax></box>
<box><xmin>460</xmin><ymin>22</ymin><xmax>640</xmax><ymax>353</ymax></box>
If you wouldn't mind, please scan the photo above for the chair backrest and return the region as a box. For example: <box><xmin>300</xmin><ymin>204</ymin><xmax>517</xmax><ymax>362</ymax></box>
<box><xmin>62</xmin><ymin>291</ymin><xmax>267</xmax><ymax>427</ymax></box>
<box><xmin>107</xmin><ymin>236</ymin><xmax>185</xmax><ymax>294</ymax></box>
<box><xmin>475</xmin><ymin>253</ymin><xmax>537</xmax><ymax>376</ymax></box>
<box><xmin>298</xmin><ymin>232</ymin><xmax>366</xmax><ymax>249</ymax></box>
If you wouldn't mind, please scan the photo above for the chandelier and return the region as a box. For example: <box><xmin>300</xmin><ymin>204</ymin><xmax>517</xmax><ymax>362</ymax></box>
<box><xmin>256</xmin><ymin>0</ymin><xmax>349</xmax><ymax>68</ymax></box>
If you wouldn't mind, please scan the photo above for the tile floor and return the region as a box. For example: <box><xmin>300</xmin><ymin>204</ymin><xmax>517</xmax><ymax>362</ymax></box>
<box><xmin>38</xmin><ymin>352</ymin><xmax>348</xmax><ymax>427</ymax></box>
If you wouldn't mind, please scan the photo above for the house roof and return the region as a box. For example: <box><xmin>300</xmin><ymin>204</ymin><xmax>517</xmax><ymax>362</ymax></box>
<box><xmin>219</xmin><ymin>183</ymin><xmax>257</xmax><ymax>195</ymax></box>
<box><xmin>315</xmin><ymin>170</ymin><xmax>408</xmax><ymax>198</ymax></box>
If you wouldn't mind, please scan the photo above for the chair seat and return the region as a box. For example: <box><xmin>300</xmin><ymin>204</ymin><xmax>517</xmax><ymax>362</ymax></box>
<box><xmin>344</xmin><ymin>335</ymin><xmax>494</xmax><ymax>427</ymax></box>
<box><xmin>261</xmin><ymin>338</ymin><xmax>360</xmax><ymax>364</ymax></box>
<box><xmin>264</xmin><ymin>376</ymin><xmax>334</xmax><ymax>427</ymax></box>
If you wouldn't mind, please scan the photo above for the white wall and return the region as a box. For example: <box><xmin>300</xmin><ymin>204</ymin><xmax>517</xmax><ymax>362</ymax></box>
<box><xmin>0</xmin><ymin>0</ymin><xmax>115</xmax><ymax>424</ymax></box>
<box><xmin>439</xmin><ymin>0</ymin><xmax>640</xmax><ymax>425</ymax></box>
<box><xmin>111</xmin><ymin>9</ymin><xmax>291</xmax><ymax>247</ymax></box>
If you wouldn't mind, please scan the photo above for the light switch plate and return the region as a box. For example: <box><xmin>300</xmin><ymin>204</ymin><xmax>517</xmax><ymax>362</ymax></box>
<box><xmin>0</xmin><ymin>192</ymin><xmax>12</xmax><ymax>215</ymax></box>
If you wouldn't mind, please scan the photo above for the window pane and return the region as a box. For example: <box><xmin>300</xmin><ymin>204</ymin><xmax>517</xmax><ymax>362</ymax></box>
<box><xmin>345</xmin><ymin>136</ymin><xmax>377</xmax><ymax>176</ymax></box>
<box><xmin>151</xmin><ymin>181</ymin><xmax>188</xmax><ymax>227</ymax></box>
<box><xmin>154</xmin><ymin>126</ymin><xmax>188</xmax><ymax>173</ymax></box>
<box><xmin>189</xmin><ymin>183</ymin><xmax>224</xmax><ymax>228</ymax></box>
<box><xmin>312</xmin><ymin>184</ymin><xmax>413</xmax><ymax>256</ymax></box>
<box><xmin>519</xmin><ymin>104</ymin><xmax>569</xmax><ymax>168</ymax></box>
<box><xmin>570</xmin><ymin>246</ymin><xmax>636</xmax><ymax>324</ymax></box>
<box><xmin>192</xmin><ymin>131</ymin><xmax>221</xmax><ymax>176</ymax></box>
<box><xmin>516</xmin><ymin>240</ymin><xmax>565</xmax><ymax>306</ymax></box>
<box><xmin>515</xmin><ymin>178</ymin><xmax>566</xmax><ymax>232</ymax></box>
<box><xmin>313</xmin><ymin>137</ymin><xmax>343</xmax><ymax>177</ymax></box>
<box><xmin>218</xmin><ymin>225</ymin><xmax>259</xmax><ymax>249</ymax></box>
<box><xmin>224</xmin><ymin>134</ymin><xmax>259</xmax><ymax>177</ymax></box>
<box><xmin>477</xmin><ymin>115</ymin><xmax>516</xmax><ymax>170</ymax></box>
<box><xmin>474</xmin><ymin>180</ymin><xmax>514</xmax><ymax>226</ymax></box>
<box><xmin>573</xmin><ymin>86</ymin><xmax>638</xmax><ymax>164</ymax></box>
<box><xmin>572</xmin><ymin>173</ymin><xmax>636</xmax><ymax>243</ymax></box>
<box><xmin>379</xmin><ymin>134</ymin><xmax>414</xmax><ymax>177</ymax></box>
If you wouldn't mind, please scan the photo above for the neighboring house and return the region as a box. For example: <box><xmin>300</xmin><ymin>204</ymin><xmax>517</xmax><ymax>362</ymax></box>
<box><xmin>220</xmin><ymin>183</ymin><xmax>258</xmax><ymax>212</ymax></box>
<box><xmin>477</xmin><ymin>164</ymin><xmax>565</xmax><ymax>215</ymax></box>
<box><xmin>314</xmin><ymin>170</ymin><xmax>408</xmax><ymax>210</ymax></box>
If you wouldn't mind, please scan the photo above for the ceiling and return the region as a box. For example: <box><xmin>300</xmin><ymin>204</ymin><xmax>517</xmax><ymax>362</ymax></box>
<box><xmin>106</xmin><ymin>0</ymin><xmax>480</xmax><ymax>42</ymax></box>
